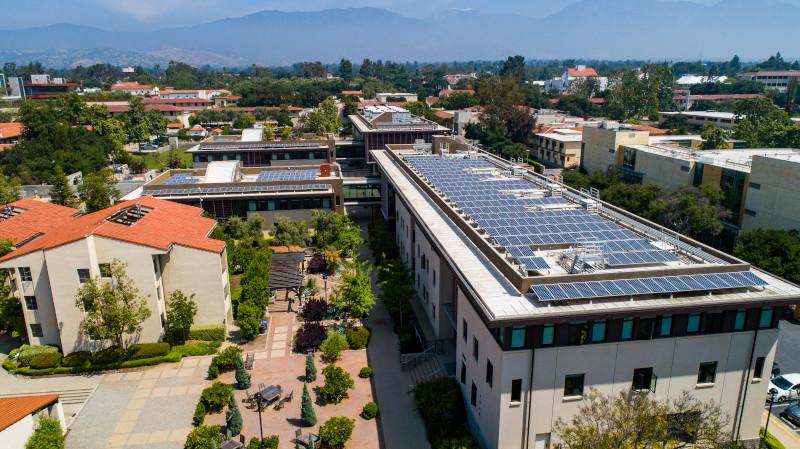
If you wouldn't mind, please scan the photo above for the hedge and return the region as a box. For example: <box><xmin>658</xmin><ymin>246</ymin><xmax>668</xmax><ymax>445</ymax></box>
<box><xmin>171</xmin><ymin>341</ymin><xmax>220</xmax><ymax>357</ymax></box>
<box><xmin>17</xmin><ymin>345</ymin><xmax>60</xmax><ymax>366</ymax></box>
<box><xmin>28</xmin><ymin>352</ymin><xmax>62</xmax><ymax>369</ymax></box>
<box><xmin>9</xmin><ymin>348</ymin><xmax>185</xmax><ymax>376</ymax></box>
<box><xmin>346</xmin><ymin>327</ymin><xmax>370</xmax><ymax>350</ymax></box>
<box><xmin>188</xmin><ymin>325</ymin><xmax>226</xmax><ymax>342</ymax></box>
<box><xmin>128</xmin><ymin>342</ymin><xmax>170</xmax><ymax>360</ymax></box>
<box><xmin>361</xmin><ymin>402</ymin><xmax>378</xmax><ymax>419</ymax></box>
<box><xmin>92</xmin><ymin>346</ymin><xmax>128</xmax><ymax>364</ymax></box>
<box><xmin>62</xmin><ymin>351</ymin><xmax>92</xmax><ymax>368</ymax></box>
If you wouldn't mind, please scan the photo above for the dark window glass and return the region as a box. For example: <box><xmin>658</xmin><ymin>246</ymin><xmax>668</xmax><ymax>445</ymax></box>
<box><xmin>473</xmin><ymin>337</ymin><xmax>479</xmax><ymax>361</ymax></box>
<box><xmin>98</xmin><ymin>263</ymin><xmax>112</xmax><ymax>278</ymax></box>
<box><xmin>470</xmin><ymin>382</ymin><xmax>477</xmax><ymax>407</ymax></box>
<box><xmin>753</xmin><ymin>357</ymin><xmax>765</xmax><ymax>379</ymax></box>
<box><xmin>697</xmin><ymin>362</ymin><xmax>717</xmax><ymax>384</ymax></box>
<box><xmin>542</xmin><ymin>324</ymin><xmax>554</xmax><ymax>345</ymax></box>
<box><xmin>759</xmin><ymin>308</ymin><xmax>774</xmax><ymax>328</ymax></box>
<box><xmin>636</xmin><ymin>316</ymin><xmax>656</xmax><ymax>340</ymax></box>
<box><xmin>568</xmin><ymin>321</ymin><xmax>590</xmax><ymax>345</ymax></box>
<box><xmin>703</xmin><ymin>312</ymin><xmax>724</xmax><ymax>333</ymax></box>
<box><xmin>24</xmin><ymin>296</ymin><xmax>37</xmax><ymax>310</ymax></box>
<box><xmin>462</xmin><ymin>319</ymin><xmax>468</xmax><ymax>342</ymax></box>
<box><xmin>687</xmin><ymin>313</ymin><xmax>701</xmax><ymax>333</ymax></box>
<box><xmin>460</xmin><ymin>360</ymin><xmax>466</xmax><ymax>384</ymax></box>
<box><xmin>486</xmin><ymin>360</ymin><xmax>494</xmax><ymax>387</ymax></box>
<box><xmin>18</xmin><ymin>267</ymin><xmax>32</xmax><ymax>282</ymax></box>
<box><xmin>77</xmin><ymin>269</ymin><xmax>91</xmax><ymax>283</ymax></box>
<box><xmin>511</xmin><ymin>379</ymin><xmax>522</xmax><ymax>402</ymax></box>
<box><xmin>497</xmin><ymin>328</ymin><xmax>504</xmax><ymax>347</ymax></box>
<box><xmin>633</xmin><ymin>367</ymin><xmax>656</xmax><ymax>392</ymax></box>
<box><xmin>659</xmin><ymin>316</ymin><xmax>673</xmax><ymax>337</ymax></box>
<box><xmin>511</xmin><ymin>326</ymin><xmax>526</xmax><ymax>348</ymax></box>
<box><xmin>564</xmin><ymin>374</ymin><xmax>585</xmax><ymax>397</ymax></box>
<box><xmin>29</xmin><ymin>323</ymin><xmax>43</xmax><ymax>338</ymax></box>
<box><xmin>734</xmin><ymin>310</ymin><xmax>746</xmax><ymax>330</ymax></box>
<box><xmin>591</xmin><ymin>321</ymin><xmax>606</xmax><ymax>342</ymax></box>
<box><xmin>621</xmin><ymin>318</ymin><xmax>634</xmax><ymax>340</ymax></box>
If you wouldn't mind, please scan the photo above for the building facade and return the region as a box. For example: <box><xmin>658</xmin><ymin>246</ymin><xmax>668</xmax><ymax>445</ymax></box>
<box><xmin>0</xmin><ymin>197</ymin><xmax>230</xmax><ymax>353</ymax></box>
<box><xmin>188</xmin><ymin>139</ymin><xmax>336</xmax><ymax>168</ymax></box>
<box><xmin>739</xmin><ymin>71</ymin><xmax>800</xmax><ymax>93</ymax></box>
<box><xmin>580</xmin><ymin>122</ymin><xmax>650</xmax><ymax>175</ymax></box>
<box><xmin>349</xmin><ymin>106</ymin><xmax>451</xmax><ymax>158</ymax></box>
<box><xmin>533</xmin><ymin>129</ymin><xmax>583</xmax><ymax>169</ymax></box>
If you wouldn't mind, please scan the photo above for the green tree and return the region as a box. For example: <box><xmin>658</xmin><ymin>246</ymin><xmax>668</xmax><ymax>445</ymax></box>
<box><xmin>320</xmin><ymin>364</ymin><xmax>354</xmax><ymax>404</ymax></box>
<box><xmin>166</xmin><ymin>290</ymin><xmax>197</xmax><ymax>343</ymax></box>
<box><xmin>270</xmin><ymin>217</ymin><xmax>310</xmax><ymax>246</ymax></box>
<box><xmin>94</xmin><ymin>118</ymin><xmax>127</xmax><ymax>150</ymax></box>
<box><xmin>233</xmin><ymin>113</ymin><xmax>256</xmax><ymax>130</ymax></box>
<box><xmin>606</xmin><ymin>65</ymin><xmax>675</xmax><ymax>120</ymax></box>
<box><xmin>334</xmin><ymin>262</ymin><xmax>376</xmax><ymax>321</ymax></box>
<box><xmin>74</xmin><ymin>259</ymin><xmax>152</xmax><ymax>349</ymax></box>
<box><xmin>304</xmin><ymin>97</ymin><xmax>340</xmax><ymax>134</ymax></box>
<box><xmin>184</xmin><ymin>425</ymin><xmax>222</xmax><ymax>449</ymax></box>
<box><xmin>226</xmin><ymin>393</ymin><xmax>243</xmax><ymax>437</ymax></box>
<box><xmin>732</xmin><ymin>97</ymin><xmax>791</xmax><ymax>147</ymax></box>
<box><xmin>498</xmin><ymin>55</ymin><xmax>526</xmax><ymax>80</ymax></box>
<box><xmin>236</xmin><ymin>299</ymin><xmax>263</xmax><ymax>342</ymax></box>
<box><xmin>319</xmin><ymin>416</ymin><xmax>355</xmax><ymax>449</ymax></box>
<box><xmin>0</xmin><ymin>293</ymin><xmax>26</xmax><ymax>340</ymax></box>
<box><xmin>235</xmin><ymin>354</ymin><xmax>251</xmax><ymax>389</ymax></box>
<box><xmin>311</xmin><ymin>211</ymin><xmax>362</xmax><ymax>257</ymax></box>
<box><xmin>25</xmin><ymin>415</ymin><xmax>64</xmax><ymax>449</ymax></box>
<box><xmin>0</xmin><ymin>172</ymin><xmax>21</xmax><ymax>205</ymax></box>
<box><xmin>338</xmin><ymin>59</ymin><xmax>353</xmax><ymax>81</ymax></box>
<box><xmin>320</xmin><ymin>331</ymin><xmax>349</xmax><ymax>362</ymax></box>
<box><xmin>377</xmin><ymin>259</ymin><xmax>413</xmax><ymax>327</ymax></box>
<box><xmin>78</xmin><ymin>168</ymin><xmax>120</xmax><ymax>213</ymax></box>
<box><xmin>700</xmin><ymin>124</ymin><xmax>731</xmax><ymax>150</ymax></box>
<box><xmin>301</xmin><ymin>382</ymin><xmax>317</xmax><ymax>426</ymax></box>
<box><xmin>649</xmin><ymin>185</ymin><xmax>729</xmax><ymax>240</ymax></box>
<box><xmin>735</xmin><ymin>229</ymin><xmax>800</xmax><ymax>284</ymax></box>
<box><xmin>305</xmin><ymin>352</ymin><xmax>317</xmax><ymax>382</ymax></box>
<box><xmin>436</xmin><ymin>92</ymin><xmax>479</xmax><ymax>110</ymax></box>
<box><xmin>49</xmin><ymin>166</ymin><xmax>78</xmax><ymax>207</ymax></box>
<box><xmin>125</xmin><ymin>97</ymin><xmax>153</xmax><ymax>144</ymax></box>
<box><xmin>601</xmin><ymin>183</ymin><xmax>663</xmax><ymax>217</ymax></box>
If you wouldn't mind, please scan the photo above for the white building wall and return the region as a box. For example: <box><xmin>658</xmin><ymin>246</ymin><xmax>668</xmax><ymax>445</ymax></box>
<box><xmin>0</xmin><ymin>413</ymin><xmax>35</xmax><ymax>449</ymax></box>
<box><xmin>634</xmin><ymin>151</ymin><xmax>694</xmax><ymax>191</ymax></box>
<box><xmin>160</xmin><ymin>245</ymin><xmax>229</xmax><ymax>329</ymax></box>
<box><xmin>413</xmin><ymin>222</ymin><xmax>442</xmax><ymax>339</ymax></box>
<box><xmin>742</xmin><ymin>156</ymin><xmax>800</xmax><ymax>232</ymax></box>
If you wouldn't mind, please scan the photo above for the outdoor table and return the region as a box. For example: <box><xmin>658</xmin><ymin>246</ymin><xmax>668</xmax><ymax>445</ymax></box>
<box><xmin>257</xmin><ymin>385</ymin><xmax>282</xmax><ymax>405</ymax></box>
<box><xmin>221</xmin><ymin>440</ymin><xmax>244</xmax><ymax>449</ymax></box>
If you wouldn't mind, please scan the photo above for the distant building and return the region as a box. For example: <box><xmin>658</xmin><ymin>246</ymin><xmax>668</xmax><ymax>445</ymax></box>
<box><xmin>0</xmin><ymin>394</ymin><xmax>65</xmax><ymax>449</ymax></box>
<box><xmin>659</xmin><ymin>111</ymin><xmax>737</xmax><ymax>129</ymax></box>
<box><xmin>7</xmin><ymin>74</ymin><xmax>77</xmax><ymax>99</ymax></box>
<box><xmin>0</xmin><ymin>197</ymin><xmax>230</xmax><ymax>353</ymax></box>
<box><xmin>534</xmin><ymin>128</ymin><xmax>583</xmax><ymax>168</ymax></box>
<box><xmin>212</xmin><ymin>95</ymin><xmax>240</xmax><ymax>107</ymax></box>
<box><xmin>121</xmin><ymin>66</ymin><xmax>135</xmax><ymax>73</ymax></box>
<box><xmin>158</xmin><ymin>88</ymin><xmax>229</xmax><ymax>100</ymax></box>
<box><xmin>545</xmin><ymin>65</ymin><xmax>608</xmax><ymax>94</ymax></box>
<box><xmin>348</xmin><ymin>106</ymin><xmax>451</xmax><ymax>158</ymax></box>
<box><xmin>110</xmin><ymin>81</ymin><xmax>159</xmax><ymax>96</ymax></box>
<box><xmin>741</xmin><ymin>153</ymin><xmax>800</xmax><ymax>232</ymax></box>
<box><xmin>581</xmin><ymin>121</ymin><xmax>651</xmax><ymax>174</ymax></box>
<box><xmin>676</xmin><ymin>74</ymin><xmax>729</xmax><ymax>87</ymax></box>
<box><xmin>673</xmin><ymin>93</ymin><xmax>764</xmax><ymax>110</ymax></box>
<box><xmin>375</xmin><ymin>92</ymin><xmax>418</xmax><ymax>102</ymax></box>
<box><xmin>739</xmin><ymin>71</ymin><xmax>800</xmax><ymax>93</ymax></box>
<box><xmin>0</xmin><ymin>122</ymin><xmax>23</xmax><ymax>150</ymax></box>
<box><xmin>438</xmin><ymin>89</ymin><xmax>475</xmax><ymax>97</ymax></box>
<box><xmin>187</xmin><ymin>139</ymin><xmax>335</xmax><ymax>168</ymax></box>
<box><xmin>443</xmin><ymin>73</ymin><xmax>477</xmax><ymax>88</ymax></box>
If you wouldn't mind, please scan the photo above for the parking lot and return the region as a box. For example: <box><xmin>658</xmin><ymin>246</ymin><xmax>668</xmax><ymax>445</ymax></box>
<box><xmin>764</xmin><ymin>319</ymin><xmax>800</xmax><ymax>445</ymax></box>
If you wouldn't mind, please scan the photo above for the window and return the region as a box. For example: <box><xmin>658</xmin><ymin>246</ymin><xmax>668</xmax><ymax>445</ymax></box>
<box><xmin>744</xmin><ymin>209</ymin><xmax>757</xmax><ymax>217</ymax></box>
<box><xmin>29</xmin><ymin>323</ymin><xmax>43</xmax><ymax>338</ymax></box>
<box><xmin>473</xmin><ymin>337</ymin><xmax>479</xmax><ymax>361</ymax></box>
<box><xmin>541</xmin><ymin>324</ymin><xmax>554</xmax><ymax>345</ymax></box>
<box><xmin>511</xmin><ymin>379</ymin><xmax>522</xmax><ymax>403</ymax></box>
<box><xmin>470</xmin><ymin>382</ymin><xmax>477</xmax><ymax>407</ymax></box>
<box><xmin>567</xmin><ymin>321</ymin><xmax>590</xmax><ymax>345</ymax></box>
<box><xmin>703</xmin><ymin>312</ymin><xmax>724</xmax><ymax>333</ymax></box>
<box><xmin>564</xmin><ymin>374</ymin><xmax>585</xmax><ymax>397</ymax></box>
<box><xmin>432</xmin><ymin>269</ymin><xmax>436</xmax><ymax>287</ymax></box>
<box><xmin>753</xmin><ymin>357</ymin><xmax>766</xmax><ymax>380</ymax></box>
<box><xmin>680</xmin><ymin>165</ymin><xmax>690</xmax><ymax>172</ymax></box>
<box><xmin>77</xmin><ymin>269</ymin><xmax>91</xmax><ymax>283</ymax></box>
<box><xmin>686</xmin><ymin>313</ymin><xmax>701</xmax><ymax>333</ymax></box>
<box><xmin>462</xmin><ymin>319</ymin><xmax>468</xmax><ymax>342</ymax></box>
<box><xmin>511</xmin><ymin>326</ymin><xmax>526</xmax><ymax>349</ymax></box>
<box><xmin>460</xmin><ymin>360</ymin><xmax>466</xmax><ymax>384</ymax></box>
<box><xmin>636</xmin><ymin>316</ymin><xmax>656</xmax><ymax>340</ymax></box>
<box><xmin>759</xmin><ymin>308</ymin><xmax>774</xmax><ymax>328</ymax></box>
<box><xmin>18</xmin><ymin>267</ymin><xmax>32</xmax><ymax>282</ymax></box>
<box><xmin>632</xmin><ymin>367</ymin><xmax>656</xmax><ymax>392</ymax></box>
<box><xmin>497</xmin><ymin>328</ymin><xmax>505</xmax><ymax>346</ymax></box>
<box><xmin>697</xmin><ymin>362</ymin><xmax>718</xmax><ymax>384</ymax></box>
<box><xmin>734</xmin><ymin>310</ymin><xmax>746</xmax><ymax>330</ymax></box>
<box><xmin>749</xmin><ymin>182</ymin><xmax>761</xmax><ymax>190</ymax></box>
<box><xmin>621</xmin><ymin>318</ymin><xmax>634</xmax><ymax>340</ymax></box>
<box><xmin>486</xmin><ymin>360</ymin><xmax>494</xmax><ymax>387</ymax></box>
<box><xmin>659</xmin><ymin>316</ymin><xmax>673</xmax><ymax>337</ymax></box>
<box><xmin>591</xmin><ymin>321</ymin><xmax>606</xmax><ymax>342</ymax></box>
<box><xmin>98</xmin><ymin>263</ymin><xmax>112</xmax><ymax>278</ymax></box>
<box><xmin>24</xmin><ymin>296</ymin><xmax>37</xmax><ymax>310</ymax></box>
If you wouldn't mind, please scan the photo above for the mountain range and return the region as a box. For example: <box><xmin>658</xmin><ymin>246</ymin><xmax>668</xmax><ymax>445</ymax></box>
<box><xmin>0</xmin><ymin>0</ymin><xmax>798</xmax><ymax>67</ymax></box>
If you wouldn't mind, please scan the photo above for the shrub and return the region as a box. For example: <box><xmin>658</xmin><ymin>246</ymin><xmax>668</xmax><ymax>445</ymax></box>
<box><xmin>235</xmin><ymin>355</ymin><xmax>251</xmax><ymax>389</ymax></box>
<box><xmin>92</xmin><ymin>346</ymin><xmax>127</xmax><ymax>365</ymax></box>
<box><xmin>184</xmin><ymin>425</ymin><xmax>222</xmax><ymax>449</ymax></box>
<box><xmin>307</xmin><ymin>253</ymin><xmax>327</xmax><ymax>273</ymax></box>
<box><xmin>25</xmin><ymin>415</ymin><xmax>65</xmax><ymax>449</ymax></box>
<box><xmin>302</xmin><ymin>298</ymin><xmax>327</xmax><ymax>322</ymax></box>
<box><xmin>295</xmin><ymin>322</ymin><xmax>326</xmax><ymax>353</ymax></box>
<box><xmin>3</xmin><ymin>359</ymin><xmax>18</xmax><ymax>372</ymax></box>
<box><xmin>171</xmin><ymin>342</ymin><xmax>218</xmax><ymax>357</ymax></box>
<box><xmin>361</xmin><ymin>401</ymin><xmax>378</xmax><ymax>419</ymax></box>
<box><xmin>187</xmin><ymin>324</ymin><xmax>226</xmax><ymax>342</ymax></box>
<box><xmin>128</xmin><ymin>342</ymin><xmax>170</xmax><ymax>360</ymax></box>
<box><xmin>207</xmin><ymin>361</ymin><xmax>220</xmax><ymax>379</ymax></box>
<box><xmin>28</xmin><ymin>352</ymin><xmax>62</xmax><ymax>369</ymax></box>
<box><xmin>247</xmin><ymin>436</ymin><xmax>279</xmax><ymax>449</ymax></box>
<box><xmin>358</xmin><ymin>366</ymin><xmax>373</xmax><ymax>378</ymax></box>
<box><xmin>320</xmin><ymin>331</ymin><xmax>349</xmax><ymax>362</ymax></box>
<box><xmin>226</xmin><ymin>394</ymin><xmax>243</xmax><ymax>436</ymax></box>
<box><xmin>237</xmin><ymin>300</ymin><xmax>263</xmax><ymax>342</ymax></box>
<box><xmin>301</xmin><ymin>383</ymin><xmax>317</xmax><ymax>427</ymax></box>
<box><xmin>62</xmin><ymin>351</ymin><xmax>92</xmax><ymax>368</ymax></box>
<box><xmin>346</xmin><ymin>326</ymin><xmax>370</xmax><ymax>349</ymax></box>
<box><xmin>305</xmin><ymin>353</ymin><xmax>317</xmax><ymax>382</ymax></box>
<box><xmin>320</xmin><ymin>364</ymin><xmax>354</xmax><ymax>404</ymax></box>
<box><xmin>319</xmin><ymin>416</ymin><xmax>355</xmax><ymax>448</ymax></box>
<box><xmin>211</xmin><ymin>345</ymin><xmax>242</xmax><ymax>373</ymax></box>
<box><xmin>192</xmin><ymin>401</ymin><xmax>206</xmax><ymax>427</ymax></box>
<box><xmin>201</xmin><ymin>381</ymin><xmax>233</xmax><ymax>413</ymax></box>
<box><xmin>17</xmin><ymin>345</ymin><xmax>59</xmax><ymax>366</ymax></box>
<box><xmin>414</xmin><ymin>377</ymin><xmax>474</xmax><ymax>447</ymax></box>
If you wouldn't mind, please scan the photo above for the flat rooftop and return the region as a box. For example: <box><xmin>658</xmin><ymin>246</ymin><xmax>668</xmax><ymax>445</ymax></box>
<box><xmin>661</xmin><ymin>111</ymin><xmax>735</xmax><ymax>120</ymax></box>
<box><xmin>536</xmin><ymin>129</ymin><xmax>583</xmax><ymax>142</ymax></box>
<box><xmin>625</xmin><ymin>145</ymin><xmax>800</xmax><ymax>173</ymax></box>
<box><xmin>374</xmin><ymin>148</ymin><xmax>800</xmax><ymax>322</ymax></box>
<box><xmin>189</xmin><ymin>140</ymin><xmax>329</xmax><ymax>152</ymax></box>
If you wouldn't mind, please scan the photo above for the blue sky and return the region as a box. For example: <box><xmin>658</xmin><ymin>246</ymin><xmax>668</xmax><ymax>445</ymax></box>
<box><xmin>0</xmin><ymin>0</ymin><xmax>733</xmax><ymax>30</ymax></box>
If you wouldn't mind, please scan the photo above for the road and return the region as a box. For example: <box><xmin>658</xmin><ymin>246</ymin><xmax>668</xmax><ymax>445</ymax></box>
<box><xmin>762</xmin><ymin>318</ymin><xmax>800</xmax><ymax>448</ymax></box>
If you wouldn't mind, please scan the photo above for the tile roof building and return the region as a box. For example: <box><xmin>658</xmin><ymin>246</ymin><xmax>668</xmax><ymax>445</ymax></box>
<box><xmin>0</xmin><ymin>197</ymin><xmax>230</xmax><ymax>353</ymax></box>
<box><xmin>0</xmin><ymin>394</ymin><xmax>64</xmax><ymax>449</ymax></box>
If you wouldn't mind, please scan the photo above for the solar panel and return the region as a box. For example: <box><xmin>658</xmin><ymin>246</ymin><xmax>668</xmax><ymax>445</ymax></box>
<box><xmin>517</xmin><ymin>256</ymin><xmax>550</xmax><ymax>271</ymax></box>
<box><xmin>606</xmin><ymin>250</ymin><xmax>678</xmax><ymax>266</ymax></box>
<box><xmin>256</xmin><ymin>169</ymin><xmax>319</xmax><ymax>182</ymax></box>
<box><xmin>531</xmin><ymin>271</ymin><xmax>768</xmax><ymax>302</ymax></box>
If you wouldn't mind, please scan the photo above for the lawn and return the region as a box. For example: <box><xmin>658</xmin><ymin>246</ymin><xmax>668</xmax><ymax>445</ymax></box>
<box><xmin>131</xmin><ymin>144</ymin><xmax>194</xmax><ymax>170</ymax></box>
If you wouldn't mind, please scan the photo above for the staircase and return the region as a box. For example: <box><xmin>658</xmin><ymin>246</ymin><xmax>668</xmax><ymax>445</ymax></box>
<box><xmin>408</xmin><ymin>357</ymin><xmax>447</xmax><ymax>386</ymax></box>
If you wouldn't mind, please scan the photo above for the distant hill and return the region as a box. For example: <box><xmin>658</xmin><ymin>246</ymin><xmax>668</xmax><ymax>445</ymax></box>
<box><xmin>0</xmin><ymin>2</ymin><xmax>798</xmax><ymax>67</ymax></box>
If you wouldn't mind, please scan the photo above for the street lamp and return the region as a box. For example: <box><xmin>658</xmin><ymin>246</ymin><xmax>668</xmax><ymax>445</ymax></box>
<box><xmin>254</xmin><ymin>392</ymin><xmax>264</xmax><ymax>443</ymax></box>
<box><xmin>762</xmin><ymin>389</ymin><xmax>778</xmax><ymax>448</ymax></box>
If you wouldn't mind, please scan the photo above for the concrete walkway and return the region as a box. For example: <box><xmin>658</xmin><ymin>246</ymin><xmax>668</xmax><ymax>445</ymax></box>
<box><xmin>358</xmin><ymin>223</ymin><xmax>431</xmax><ymax>449</ymax></box>
<box><xmin>763</xmin><ymin>409</ymin><xmax>800</xmax><ymax>449</ymax></box>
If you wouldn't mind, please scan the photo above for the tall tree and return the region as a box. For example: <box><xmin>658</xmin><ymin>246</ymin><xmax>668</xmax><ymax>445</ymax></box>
<box><xmin>735</xmin><ymin>229</ymin><xmax>800</xmax><ymax>284</ymax></box>
<box><xmin>165</xmin><ymin>290</ymin><xmax>197</xmax><ymax>343</ymax></box>
<box><xmin>234</xmin><ymin>355</ymin><xmax>251</xmax><ymax>389</ymax></box>
<box><xmin>74</xmin><ymin>260</ymin><xmax>152</xmax><ymax>349</ymax></box>
<box><xmin>0</xmin><ymin>172</ymin><xmax>21</xmax><ymax>205</ymax></box>
<box><xmin>303</xmin><ymin>97</ymin><xmax>340</xmax><ymax>134</ymax></box>
<box><xmin>78</xmin><ymin>168</ymin><xmax>120</xmax><ymax>213</ymax></box>
<box><xmin>338</xmin><ymin>59</ymin><xmax>353</xmax><ymax>81</ymax></box>
<box><xmin>49</xmin><ymin>166</ymin><xmax>78</xmax><ymax>208</ymax></box>
<box><xmin>301</xmin><ymin>382</ymin><xmax>317</xmax><ymax>426</ymax></box>
<box><xmin>700</xmin><ymin>124</ymin><xmax>731</xmax><ymax>150</ymax></box>
<box><xmin>334</xmin><ymin>262</ymin><xmax>376</xmax><ymax>321</ymax></box>
<box><xmin>732</xmin><ymin>97</ymin><xmax>790</xmax><ymax>147</ymax></box>
<box><xmin>498</xmin><ymin>55</ymin><xmax>526</xmax><ymax>80</ymax></box>
<box><xmin>226</xmin><ymin>393</ymin><xmax>243</xmax><ymax>437</ymax></box>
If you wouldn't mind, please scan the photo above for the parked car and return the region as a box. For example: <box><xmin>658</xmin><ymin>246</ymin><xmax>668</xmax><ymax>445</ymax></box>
<box><xmin>768</xmin><ymin>373</ymin><xmax>800</xmax><ymax>402</ymax></box>
<box><xmin>781</xmin><ymin>403</ymin><xmax>800</xmax><ymax>427</ymax></box>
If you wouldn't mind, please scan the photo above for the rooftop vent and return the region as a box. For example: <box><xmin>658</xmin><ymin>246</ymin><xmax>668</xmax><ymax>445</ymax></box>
<box><xmin>108</xmin><ymin>205</ymin><xmax>152</xmax><ymax>226</ymax></box>
<box><xmin>0</xmin><ymin>206</ymin><xmax>24</xmax><ymax>221</ymax></box>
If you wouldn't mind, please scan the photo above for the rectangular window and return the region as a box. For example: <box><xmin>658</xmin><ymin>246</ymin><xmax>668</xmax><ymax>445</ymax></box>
<box><xmin>632</xmin><ymin>367</ymin><xmax>656</xmax><ymax>392</ymax></box>
<box><xmin>18</xmin><ymin>267</ymin><xmax>32</xmax><ymax>282</ymax></box>
<box><xmin>473</xmin><ymin>337</ymin><xmax>479</xmax><ymax>361</ymax></box>
<box><xmin>564</xmin><ymin>374</ymin><xmax>585</xmax><ymax>397</ymax></box>
<box><xmin>703</xmin><ymin>312</ymin><xmax>724</xmax><ymax>333</ymax></box>
<box><xmin>462</xmin><ymin>319</ymin><xmax>468</xmax><ymax>342</ymax></box>
<box><xmin>636</xmin><ymin>316</ymin><xmax>656</xmax><ymax>340</ymax></box>
<box><xmin>591</xmin><ymin>321</ymin><xmax>606</xmax><ymax>342</ymax></box>
<box><xmin>659</xmin><ymin>316</ymin><xmax>672</xmax><ymax>337</ymax></box>
<box><xmin>687</xmin><ymin>313</ymin><xmax>701</xmax><ymax>333</ymax></box>
<box><xmin>744</xmin><ymin>209</ymin><xmax>757</xmax><ymax>217</ymax></box>
<box><xmin>753</xmin><ymin>357</ymin><xmax>765</xmax><ymax>380</ymax></box>
<box><xmin>749</xmin><ymin>182</ymin><xmax>761</xmax><ymax>190</ymax></box>
<box><xmin>697</xmin><ymin>361</ymin><xmax>718</xmax><ymax>384</ymax></box>
<box><xmin>759</xmin><ymin>308</ymin><xmax>773</xmax><ymax>328</ymax></box>
<box><xmin>568</xmin><ymin>321</ymin><xmax>590</xmax><ymax>345</ymax></box>
<box><xmin>511</xmin><ymin>379</ymin><xmax>522</xmax><ymax>403</ymax></box>
<box><xmin>77</xmin><ymin>269</ymin><xmax>91</xmax><ymax>283</ymax></box>
<box><xmin>470</xmin><ymin>382</ymin><xmax>477</xmax><ymax>407</ymax></box>
<box><xmin>542</xmin><ymin>324</ymin><xmax>554</xmax><ymax>345</ymax></box>
<box><xmin>511</xmin><ymin>326</ymin><xmax>526</xmax><ymax>349</ymax></box>
<box><xmin>734</xmin><ymin>310</ymin><xmax>746</xmax><ymax>330</ymax></box>
<box><xmin>460</xmin><ymin>360</ymin><xmax>466</xmax><ymax>384</ymax></box>
<box><xmin>29</xmin><ymin>323</ymin><xmax>43</xmax><ymax>338</ymax></box>
<box><xmin>486</xmin><ymin>360</ymin><xmax>494</xmax><ymax>387</ymax></box>
<box><xmin>98</xmin><ymin>263</ymin><xmax>112</xmax><ymax>278</ymax></box>
<box><xmin>24</xmin><ymin>296</ymin><xmax>37</xmax><ymax>310</ymax></box>
<box><xmin>497</xmin><ymin>328</ymin><xmax>504</xmax><ymax>346</ymax></box>
<box><xmin>621</xmin><ymin>318</ymin><xmax>633</xmax><ymax>340</ymax></box>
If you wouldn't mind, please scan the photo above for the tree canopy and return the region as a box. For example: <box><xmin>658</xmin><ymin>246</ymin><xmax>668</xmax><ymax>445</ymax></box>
<box><xmin>303</xmin><ymin>96</ymin><xmax>340</xmax><ymax>134</ymax></box>
<box><xmin>734</xmin><ymin>229</ymin><xmax>800</xmax><ymax>284</ymax></box>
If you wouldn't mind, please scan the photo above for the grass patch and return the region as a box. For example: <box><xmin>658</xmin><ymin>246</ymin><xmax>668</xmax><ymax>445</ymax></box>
<box><xmin>131</xmin><ymin>144</ymin><xmax>193</xmax><ymax>170</ymax></box>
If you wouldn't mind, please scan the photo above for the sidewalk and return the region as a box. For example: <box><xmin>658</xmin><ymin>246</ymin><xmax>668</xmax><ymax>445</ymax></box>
<box><xmin>359</xmin><ymin>224</ymin><xmax>431</xmax><ymax>449</ymax></box>
<box><xmin>763</xmin><ymin>410</ymin><xmax>800</xmax><ymax>449</ymax></box>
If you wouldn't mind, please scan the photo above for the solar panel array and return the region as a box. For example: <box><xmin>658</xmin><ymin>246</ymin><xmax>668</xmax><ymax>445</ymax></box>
<box><xmin>531</xmin><ymin>271</ymin><xmax>768</xmax><ymax>302</ymax></box>
<box><xmin>146</xmin><ymin>183</ymin><xmax>330</xmax><ymax>197</ymax></box>
<box><xmin>256</xmin><ymin>169</ymin><xmax>318</xmax><ymax>182</ymax></box>
<box><xmin>200</xmin><ymin>142</ymin><xmax>324</xmax><ymax>151</ymax></box>
<box><xmin>403</xmin><ymin>155</ymin><xmax>678</xmax><ymax>272</ymax></box>
<box><xmin>163</xmin><ymin>173</ymin><xmax>200</xmax><ymax>185</ymax></box>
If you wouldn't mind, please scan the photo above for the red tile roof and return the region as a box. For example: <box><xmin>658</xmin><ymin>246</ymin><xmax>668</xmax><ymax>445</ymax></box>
<box><xmin>0</xmin><ymin>122</ymin><xmax>23</xmax><ymax>140</ymax></box>
<box><xmin>438</xmin><ymin>89</ymin><xmax>475</xmax><ymax>97</ymax></box>
<box><xmin>357</xmin><ymin>101</ymin><xmax>407</xmax><ymax>108</ymax></box>
<box><xmin>0</xmin><ymin>196</ymin><xmax>224</xmax><ymax>263</ymax></box>
<box><xmin>568</xmin><ymin>67</ymin><xmax>598</xmax><ymax>77</ymax></box>
<box><xmin>110</xmin><ymin>82</ymin><xmax>154</xmax><ymax>91</ymax></box>
<box><xmin>167</xmin><ymin>123</ymin><xmax>183</xmax><ymax>129</ymax></box>
<box><xmin>341</xmin><ymin>90</ymin><xmax>362</xmax><ymax>96</ymax></box>
<box><xmin>0</xmin><ymin>198</ymin><xmax>80</xmax><ymax>246</ymax></box>
<box><xmin>435</xmin><ymin>111</ymin><xmax>454</xmax><ymax>120</ymax></box>
<box><xmin>0</xmin><ymin>394</ymin><xmax>59</xmax><ymax>431</ymax></box>
<box><xmin>144</xmin><ymin>98</ymin><xmax>210</xmax><ymax>105</ymax></box>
